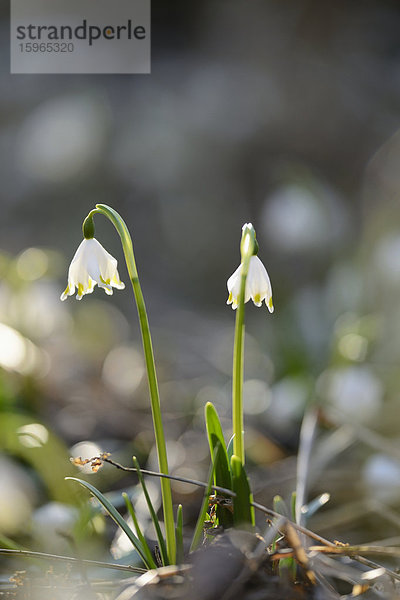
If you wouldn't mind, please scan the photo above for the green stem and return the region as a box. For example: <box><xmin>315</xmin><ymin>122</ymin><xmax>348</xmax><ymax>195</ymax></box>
<box><xmin>232</xmin><ymin>228</ymin><xmax>254</xmax><ymax>464</ymax></box>
<box><xmin>232</xmin><ymin>284</ymin><xmax>245</xmax><ymax>464</ymax></box>
<box><xmin>84</xmin><ymin>204</ymin><xmax>176</xmax><ymax>565</ymax></box>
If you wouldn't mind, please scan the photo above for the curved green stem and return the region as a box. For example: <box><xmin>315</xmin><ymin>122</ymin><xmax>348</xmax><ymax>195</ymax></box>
<box><xmin>232</xmin><ymin>227</ymin><xmax>254</xmax><ymax>465</ymax></box>
<box><xmin>84</xmin><ymin>204</ymin><xmax>176</xmax><ymax>565</ymax></box>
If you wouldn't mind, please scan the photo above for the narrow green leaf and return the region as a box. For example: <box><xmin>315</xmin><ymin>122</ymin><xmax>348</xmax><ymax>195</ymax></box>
<box><xmin>271</xmin><ymin>495</ymin><xmax>287</xmax><ymax>551</ymax></box>
<box><xmin>205</xmin><ymin>403</ymin><xmax>231</xmax><ymax>488</ymax></box>
<box><xmin>122</xmin><ymin>493</ymin><xmax>157</xmax><ymax>569</ymax></box>
<box><xmin>65</xmin><ymin>477</ymin><xmax>149</xmax><ymax>568</ymax></box>
<box><xmin>272</xmin><ymin>494</ymin><xmax>296</xmax><ymax>578</ymax></box>
<box><xmin>279</xmin><ymin>556</ymin><xmax>297</xmax><ymax>581</ymax></box>
<box><xmin>175</xmin><ymin>504</ymin><xmax>184</xmax><ymax>565</ymax></box>
<box><xmin>0</xmin><ymin>533</ymin><xmax>26</xmax><ymax>551</ymax></box>
<box><xmin>291</xmin><ymin>491</ymin><xmax>297</xmax><ymax>522</ymax></box>
<box><xmin>190</xmin><ymin>455</ymin><xmax>215</xmax><ymax>552</ymax></box>
<box><xmin>273</xmin><ymin>495</ymin><xmax>289</xmax><ymax>518</ymax></box>
<box><xmin>230</xmin><ymin>455</ymin><xmax>254</xmax><ymax>529</ymax></box>
<box><xmin>132</xmin><ymin>457</ymin><xmax>169</xmax><ymax>566</ymax></box>
<box><xmin>205</xmin><ymin>402</ymin><xmax>233</xmax><ymax>528</ymax></box>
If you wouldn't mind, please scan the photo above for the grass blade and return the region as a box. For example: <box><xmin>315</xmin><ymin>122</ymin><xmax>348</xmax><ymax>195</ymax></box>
<box><xmin>190</xmin><ymin>456</ymin><xmax>215</xmax><ymax>552</ymax></box>
<box><xmin>122</xmin><ymin>492</ymin><xmax>157</xmax><ymax>569</ymax></box>
<box><xmin>272</xmin><ymin>494</ymin><xmax>297</xmax><ymax>579</ymax></box>
<box><xmin>230</xmin><ymin>455</ymin><xmax>254</xmax><ymax>528</ymax></box>
<box><xmin>132</xmin><ymin>456</ymin><xmax>169</xmax><ymax>566</ymax></box>
<box><xmin>291</xmin><ymin>491</ymin><xmax>297</xmax><ymax>521</ymax></box>
<box><xmin>273</xmin><ymin>494</ymin><xmax>289</xmax><ymax>518</ymax></box>
<box><xmin>65</xmin><ymin>477</ymin><xmax>149</xmax><ymax>568</ymax></box>
<box><xmin>205</xmin><ymin>402</ymin><xmax>233</xmax><ymax>528</ymax></box>
<box><xmin>205</xmin><ymin>402</ymin><xmax>231</xmax><ymax>489</ymax></box>
<box><xmin>0</xmin><ymin>533</ymin><xmax>27</xmax><ymax>551</ymax></box>
<box><xmin>175</xmin><ymin>504</ymin><xmax>184</xmax><ymax>564</ymax></box>
<box><xmin>295</xmin><ymin>409</ymin><xmax>318</xmax><ymax>526</ymax></box>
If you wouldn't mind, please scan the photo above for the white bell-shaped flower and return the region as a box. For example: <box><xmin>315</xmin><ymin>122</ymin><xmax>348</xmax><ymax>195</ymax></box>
<box><xmin>227</xmin><ymin>255</ymin><xmax>274</xmax><ymax>312</ymax></box>
<box><xmin>60</xmin><ymin>238</ymin><xmax>125</xmax><ymax>301</ymax></box>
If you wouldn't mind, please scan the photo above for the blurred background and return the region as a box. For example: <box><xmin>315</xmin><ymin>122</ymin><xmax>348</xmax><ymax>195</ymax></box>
<box><xmin>1</xmin><ymin>0</ymin><xmax>400</xmax><ymax>575</ymax></box>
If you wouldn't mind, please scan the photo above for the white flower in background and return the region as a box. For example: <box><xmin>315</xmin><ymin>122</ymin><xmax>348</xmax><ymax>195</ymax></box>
<box><xmin>227</xmin><ymin>255</ymin><xmax>274</xmax><ymax>312</ymax></box>
<box><xmin>60</xmin><ymin>238</ymin><xmax>125</xmax><ymax>301</ymax></box>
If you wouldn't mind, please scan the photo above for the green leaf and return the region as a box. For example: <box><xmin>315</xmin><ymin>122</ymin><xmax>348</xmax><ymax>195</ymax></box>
<box><xmin>65</xmin><ymin>477</ymin><xmax>149</xmax><ymax>568</ymax></box>
<box><xmin>205</xmin><ymin>403</ymin><xmax>231</xmax><ymax>488</ymax></box>
<box><xmin>175</xmin><ymin>504</ymin><xmax>184</xmax><ymax>565</ymax></box>
<box><xmin>273</xmin><ymin>495</ymin><xmax>289</xmax><ymax>518</ymax></box>
<box><xmin>0</xmin><ymin>533</ymin><xmax>27</xmax><ymax>551</ymax></box>
<box><xmin>123</xmin><ymin>493</ymin><xmax>157</xmax><ymax>569</ymax></box>
<box><xmin>132</xmin><ymin>457</ymin><xmax>169</xmax><ymax>566</ymax></box>
<box><xmin>272</xmin><ymin>494</ymin><xmax>296</xmax><ymax>578</ymax></box>
<box><xmin>279</xmin><ymin>556</ymin><xmax>297</xmax><ymax>581</ymax></box>
<box><xmin>230</xmin><ymin>455</ymin><xmax>254</xmax><ymax>529</ymax></box>
<box><xmin>205</xmin><ymin>402</ymin><xmax>233</xmax><ymax>528</ymax></box>
<box><xmin>291</xmin><ymin>491</ymin><xmax>297</xmax><ymax>522</ymax></box>
<box><xmin>190</xmin><ymin>456</ymin><xmax>215</xmax><ymax>552</ymax></box>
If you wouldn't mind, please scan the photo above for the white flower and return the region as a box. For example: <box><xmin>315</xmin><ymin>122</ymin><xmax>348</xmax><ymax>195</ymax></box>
<box><xmin>60</xmin><ymin>238</ymin><xmax>125</xmax><ymax>301</ymax></box>
<box><xmin>227</xmin><ymin>255</ymin><xmax>274</xmax><ymax>312</ymax></box>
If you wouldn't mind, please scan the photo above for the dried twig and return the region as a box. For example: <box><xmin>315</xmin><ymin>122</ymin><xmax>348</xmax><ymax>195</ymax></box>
<box><xmin>0</xmin><ymin>548</ymin><xmax>146</xmax><ymax>574</ymax></box>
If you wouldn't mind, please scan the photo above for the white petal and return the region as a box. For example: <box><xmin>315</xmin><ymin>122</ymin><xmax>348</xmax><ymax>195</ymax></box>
<box><xmin>61</xmin><ymin>238</ymin><xmax>125</xmax><ymax>301</ymax></box>
<box><xmin>249</xmin><ymin>256</ymin><xmax>272</xmax><ymax>298</ymax></box>
<box><xmin>226</xmin><ymin>254</ymin><xmax>273</xmax><ymax>312</ymax></box>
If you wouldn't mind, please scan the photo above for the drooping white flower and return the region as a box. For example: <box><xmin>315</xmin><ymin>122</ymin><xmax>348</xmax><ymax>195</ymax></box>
<box><xmin>60</xmin><ymin>238</ymin><xmax>125</xmax><ymax>301</ymax></box>
<box><xmin>227</xmin><ymin>255</ymin><xmax>274</xmax><ymax>312</ymax></box>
